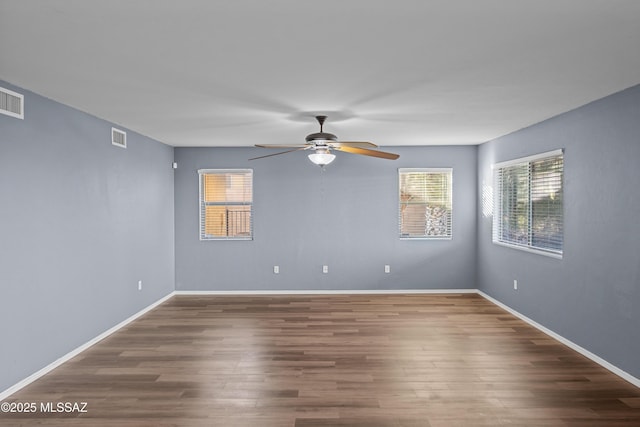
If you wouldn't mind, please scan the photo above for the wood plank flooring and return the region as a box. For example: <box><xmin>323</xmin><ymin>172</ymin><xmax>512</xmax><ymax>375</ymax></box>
<box><xmin>2</xmin><ymin>293</ymin><xmax>640</xmax><ymax>426</ymax></box>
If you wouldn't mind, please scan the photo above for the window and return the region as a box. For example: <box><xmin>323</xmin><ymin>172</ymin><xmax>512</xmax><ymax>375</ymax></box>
<box><xmin>199</xmin><ymin>169</ymin><xmax>253</xmax><ymax>240</ymax></box>
<box><xmin>399</xmin><ymin>168</ymin><xmax>452</xmax><ymax>239</ymax></box>
<box><xmin>493</xmin><ymin>150</ymin><xmax>563</xmax><ymax>257</ymax></box>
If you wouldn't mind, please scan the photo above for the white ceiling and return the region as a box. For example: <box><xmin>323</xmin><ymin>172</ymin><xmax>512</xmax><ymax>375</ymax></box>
<box><xmin>1</xmin><ymin>0</ymin><xmax>640</xmax><ymax>147</ymax></box>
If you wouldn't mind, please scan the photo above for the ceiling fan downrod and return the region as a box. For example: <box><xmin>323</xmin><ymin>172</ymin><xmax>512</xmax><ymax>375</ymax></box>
<box><xmin>316</xmin><ymin>115</ymin><xmax>327</xmax><ymax>132</ymax></box>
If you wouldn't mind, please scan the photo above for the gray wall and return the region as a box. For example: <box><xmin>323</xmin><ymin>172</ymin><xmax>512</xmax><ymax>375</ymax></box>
<box><xmin>0</xmin><ymin>81</ymin><xmax>175</xmax><ymax>392</ymax></box>
<box><xmin>175</xmin><ymin>145</ymin><xmax>477</xmax><ymax>291</ymax></box>
<box><xmin>477</xmin><ymin>84</ymin><xmax>640</xmax><ymax>379</ymax></box>
<box><xmin>4</xmin><ymin>75</ymin><xmax>638</xmax><ymax>393</ymax></box>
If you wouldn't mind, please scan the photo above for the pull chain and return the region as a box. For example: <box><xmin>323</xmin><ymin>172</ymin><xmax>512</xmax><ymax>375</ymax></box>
<box><xmin>320</xmin><ymin>164</ymin><xmax>326</xmax><ymax>200</ymax></box>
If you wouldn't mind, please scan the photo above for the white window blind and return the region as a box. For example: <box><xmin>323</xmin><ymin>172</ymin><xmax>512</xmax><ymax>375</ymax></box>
<box><xmin>198</xmin><ymin>169</ymin><xmax>253</xmax><ymax>240</ymax></box>
<box><xmin>493</xmin><ymin>150</ymin><xmax>563</xmax><ymax>256</ymax></box>
<box><xmin>399</xmin><ymin>168</ymin><xmax>452</xmax><ymax>239</ymax></box>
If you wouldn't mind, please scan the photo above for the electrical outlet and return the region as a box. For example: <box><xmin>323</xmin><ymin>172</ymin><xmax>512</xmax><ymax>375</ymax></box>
<box><xmin>322</xmin><ymin>265</ymin><xmax>329</xmax><ymax>274</ymax></box>
<box><xmin>513</xmin><ymin>279</ymin><xmax>518</xmax><ymax>290</ymax></box>
<box><xmin>138</xmin><ymin>280</ymin><xmax>143</xmax><ymax>291</ymax></box>
<box><xmin>273</xmin><ymin>265</ymin><xmax>279</xmax><ymax>274</ymax></box>
<box><xmin>384</xmin><ymin>265</ymin><xmax>391</xmax><ymax>273</ymax></box>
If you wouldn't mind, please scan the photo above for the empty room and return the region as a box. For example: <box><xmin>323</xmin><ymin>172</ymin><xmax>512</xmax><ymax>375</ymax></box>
<box><xmin>1</xmin><ymin>1</ymin><xmax>640</xmax><ymax>426</ymax></box>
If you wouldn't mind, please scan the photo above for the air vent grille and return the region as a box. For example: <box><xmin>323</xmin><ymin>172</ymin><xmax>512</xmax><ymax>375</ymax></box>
<box><xmin>112</xmin><ymin>127</ymin><xmax>127</xmax><ymax>148</ymax></box>
<box><xmin>0</xmin><ymin>86</ymin><xmax>24</xmax><ymax>119</ymax></box>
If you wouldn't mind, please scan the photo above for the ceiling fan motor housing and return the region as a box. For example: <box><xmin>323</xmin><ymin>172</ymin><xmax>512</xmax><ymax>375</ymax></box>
<box><xmin>305</xmin><ymin>132</ymin><xmax>338</xmax><ymax>144</ymax></box>
<box><xmin>305</xmin><ymin>115</ymin><xmax>337</xmax><ymax>145</ymax></box>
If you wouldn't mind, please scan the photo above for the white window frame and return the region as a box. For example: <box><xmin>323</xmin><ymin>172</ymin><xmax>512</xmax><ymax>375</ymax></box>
<box><xmin>492</xmin><ymin>149</ymin><xmax>564</xmax><ymax>258</ymax></box>
<box><xmin>399</xmin><ymin>168</ymin><xmax>453</xmax><ymax>240</ymax></box>
<box><xmin>198</xmin><ymin>169</ymin><xmax>253</xmax><ymax>241</ymax></box>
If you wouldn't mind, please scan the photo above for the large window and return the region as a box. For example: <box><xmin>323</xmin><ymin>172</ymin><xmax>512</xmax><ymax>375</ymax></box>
<box><xmin>399</xmin><ymin>168</ymin><xmax>452</xmax><ymax>239</ymax></box>
<box><xmin>493</xmin><ymin>150</ymin><xmax>563</xmax><ymax>257</ymax></box>
<box><xmin>199</xmin><ymin>169</ymin><xmax>253</xmax><ymax>240</ymax></box>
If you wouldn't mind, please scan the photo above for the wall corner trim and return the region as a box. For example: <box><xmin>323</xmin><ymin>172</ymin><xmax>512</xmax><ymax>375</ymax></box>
<box><xmin>477</xmin><ymin>290</ymin><xmax>640</xmax><ymax>388</ymax></box>
<box><xmin>0</xmin><ymin>292</ymin><xmax>176</xmax><ymax>401</ymax></box>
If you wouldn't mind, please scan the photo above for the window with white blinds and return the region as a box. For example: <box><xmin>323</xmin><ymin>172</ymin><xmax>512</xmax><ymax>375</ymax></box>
<box><xmin>198</xmin><ymin>169</ymin><xmax>253</xmax><ymax>240</ymax></box>
<box><xmin>399</xmin><ymin>168</ymin><xmax>452</xmax><ymax>239</ymax></box>
<box><xmin>493</xmin><ymin>150</ymin><xmax>563</xmax><ymax>257</ymax></box>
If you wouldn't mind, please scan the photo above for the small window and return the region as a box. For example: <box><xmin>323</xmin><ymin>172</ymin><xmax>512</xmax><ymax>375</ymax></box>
<box><xmin>493</xmin><ymin>150</ymin><xmax>563</xmax><ymax>257</ymax></box>
<box><xmin>399</xmin><ymin>168</ymin><xmax>452</xmax><ymax>239</ymax></box>
<box><xmin>198</xmin><ymin>169</ymin><xmax>253</xmax><ymax>240</ymax></box>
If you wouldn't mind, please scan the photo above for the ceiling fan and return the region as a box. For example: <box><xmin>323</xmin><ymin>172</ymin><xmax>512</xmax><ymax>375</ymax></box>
<box><xmin>249</xmin><ymin>115</ymin><xmax>399</xmax><ymax>167</ymax></box>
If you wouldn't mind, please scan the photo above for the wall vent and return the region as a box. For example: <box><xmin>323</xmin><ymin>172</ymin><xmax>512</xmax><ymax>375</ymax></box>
<box><xmin>111</xmin><ymin>127</ymin><xmax>127</xmax><ymax>148</ymax></box>
<box><xmin>0</xmin><ymin>86</ymin><xmax>24</xmax><ymax>119</ymax></box>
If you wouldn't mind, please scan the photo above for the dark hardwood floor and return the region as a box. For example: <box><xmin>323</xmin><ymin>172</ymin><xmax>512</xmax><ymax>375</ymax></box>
<box><xmin>2</xmin><ymin>293</ymin><xmax>639</xmax><ymax>426</ymax></box>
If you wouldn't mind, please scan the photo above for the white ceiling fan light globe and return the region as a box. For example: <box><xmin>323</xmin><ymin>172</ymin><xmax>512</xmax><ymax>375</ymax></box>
<box><xmin>308</xmin><ymin>151</ymin><xmax>336</xmax><ymax>167</ymax></box>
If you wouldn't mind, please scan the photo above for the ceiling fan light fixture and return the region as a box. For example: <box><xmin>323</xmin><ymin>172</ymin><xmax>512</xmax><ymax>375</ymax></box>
<box><xmin>308</xmin><ymin>149</ymin><xmax>336</xmax><ymax>167</ymax></box>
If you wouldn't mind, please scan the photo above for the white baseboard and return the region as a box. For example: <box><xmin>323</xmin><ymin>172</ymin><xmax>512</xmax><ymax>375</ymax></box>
<box><xmin>0</xmin><ymin>292</ymin><xmax>175</xmax><ymax>401</ymax></box>
<box><xmin>174</xmin><ymin>288</ymin><xmax>477</xmax><ymax>295</ymax></box>
<box><xmin>477</xmin><ymin>290</ymin><xmax>640</xmax><ymax>388</ymax></box>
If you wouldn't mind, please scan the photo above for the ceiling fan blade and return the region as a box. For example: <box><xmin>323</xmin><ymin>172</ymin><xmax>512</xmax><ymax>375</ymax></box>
<box><xmin>329</xmin><ymin>141</ymin><xmax>378</xmax><ymax>148</ymax></box>
<box><xmin>255</xmin><ymin>144</ymin><xmax>308</xmax><ymax>148</ymax></box>
<box><xmin>334</xmin><ymin>145</ymin><xmax>399</xmax><ymax>160</ymax></box>
<box><xmin>249</xmin><ymin>147</ymin><xmax>308</xmax><ymax>160</ymax></box>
